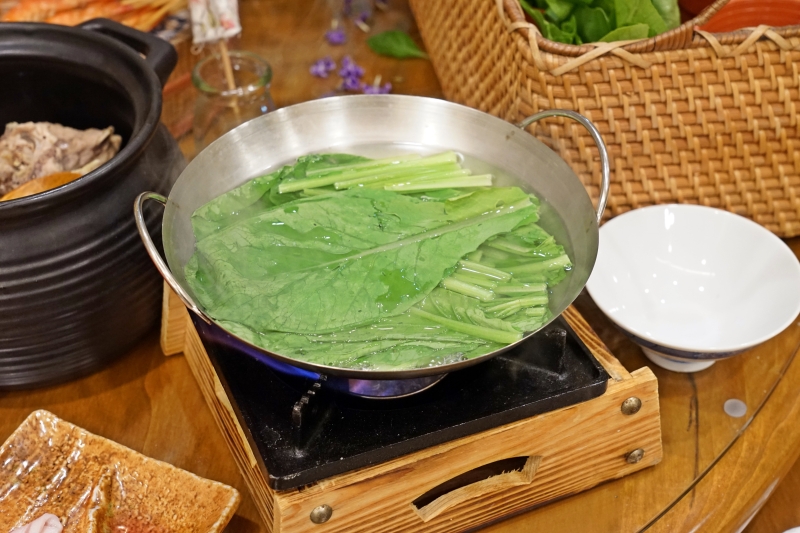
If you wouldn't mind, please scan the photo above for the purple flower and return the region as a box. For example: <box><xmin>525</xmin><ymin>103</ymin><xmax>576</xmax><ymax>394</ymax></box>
<box><xmin>362</xmin><ymin>81</ymin><xmax>392</xmax><ymax>94</ymax></box>
<box><xmin>339</xmin><ymin>55</ymin><xmax>364</xmax><ymax>79</ymax></box>
<box><xmin>310</xmin><ymin>56</ymin><xmax>337</xmax><ymax>78</ymax></box>
<box><xmin>341</xmin><ymin>75</ymin><xmax>362</xmax><ymax>91</ymax></box>
<box><xmin>321</xmin><ymin>56</ymin><xmax>336</xmax><ymax>71</ymax></box>
<box><xmin>325</xmin><ymin>28</ymin><xmax>346</xmax><ymax>45</ymax></box>
<box><xmin>354</xmin><ymin>11</ymin><xmax>370</xmax><ymax>32</ymax></box>
<box><xmin>343</xmin><ymin>0</ymin><xmax>353</xmax><ymax>16</ymax></box>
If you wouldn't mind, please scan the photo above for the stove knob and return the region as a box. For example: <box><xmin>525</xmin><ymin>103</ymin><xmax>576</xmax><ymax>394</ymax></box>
<box><xmin>310</xmin><ymin>504</ymin><xmax>333</xmax><ymax>524</ymax></box>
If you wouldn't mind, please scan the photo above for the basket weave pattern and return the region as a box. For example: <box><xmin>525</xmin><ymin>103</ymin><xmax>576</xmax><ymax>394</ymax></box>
<box><xmin>410</xmin><ymin>0</ymin><xmax>800</xmax><ymax>237</ymax></box>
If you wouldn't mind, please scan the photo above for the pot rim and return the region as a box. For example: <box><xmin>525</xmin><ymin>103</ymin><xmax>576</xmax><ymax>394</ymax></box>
<box><xmin>0</xmin><ymin>22</ymin><xmax>164</xmax><ymax>213</ymax></box>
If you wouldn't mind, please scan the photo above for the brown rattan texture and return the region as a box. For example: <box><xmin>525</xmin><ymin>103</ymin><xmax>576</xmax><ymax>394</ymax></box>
<box><xmin>410</xmin><ymin>0</ymin><xmax>800</xmax><ymax>237</ymax></box>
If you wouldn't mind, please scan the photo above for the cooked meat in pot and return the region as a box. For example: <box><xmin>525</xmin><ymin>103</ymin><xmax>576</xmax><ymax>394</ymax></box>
<box><xmin>0</xmin><ymin>121</ymin><xmax>122</xmax><ymax>196</ymax></box>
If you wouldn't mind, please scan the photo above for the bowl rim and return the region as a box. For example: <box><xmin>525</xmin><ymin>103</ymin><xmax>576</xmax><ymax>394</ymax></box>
<box><xmin>586</xmin><ymin>203</ymin><xmax>800</xmax><ymax>355</ymax></box>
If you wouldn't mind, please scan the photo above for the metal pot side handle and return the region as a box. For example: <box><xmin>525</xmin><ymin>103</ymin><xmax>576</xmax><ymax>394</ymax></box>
<box><xmin>134</xmin><ymin>192</ymin><xmax>211</xmax><ymax>323</ymax></box>
<box><xmin>516</xmin><ymin>110</ymin><xmax>610</xmax><ymax>224</ymax></box>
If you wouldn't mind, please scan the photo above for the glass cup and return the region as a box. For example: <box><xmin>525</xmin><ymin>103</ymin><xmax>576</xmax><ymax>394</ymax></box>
<box><xmin>192</xmin><ymin>50</ymin><xmax>276</xmax><ymax>155</ymax></box>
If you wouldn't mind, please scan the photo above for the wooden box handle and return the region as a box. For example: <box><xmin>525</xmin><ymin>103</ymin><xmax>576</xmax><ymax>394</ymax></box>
<box><xmin>411</xmin><ymin>455</ymin><xmax>542</xmax><ymax>522</ymax></box>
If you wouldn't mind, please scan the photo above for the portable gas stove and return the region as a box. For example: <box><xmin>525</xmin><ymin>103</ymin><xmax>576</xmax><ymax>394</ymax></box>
<box><xmin>161</xmin><ymin>285</ymin><xmax>662</xmax><ymax>533</ymax></box>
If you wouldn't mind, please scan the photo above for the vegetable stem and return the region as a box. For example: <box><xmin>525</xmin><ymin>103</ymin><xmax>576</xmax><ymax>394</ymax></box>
<box><xmin>507</xmin><ymin>255</ymin><xmax>572</xmax><ymax>275</ymax></box>
<box><xmin>305</xmin><ymin>154</ymin><xmax>421</xmax><ymax>176</ymax></box>
<box><xmin>409</xmin><ymin>308</ymin><xmax>522</xmax><ymax>344</ymax></box>
<box><xmin>457</xmin><ymin>260</ymin><xmax>512</xmax><ymax>281</ymax></box>
<box><xmin>451</xmin><ymin>272</ymin><xmax>498</xmax><ymax>289</ymax></box>
<box><xmin>484</xmin><ymin>295</ymin><xmax>549</xmax><ymax>313</ymax></box>
<box><xmin>334</xmin><ymin>162</ymin><xmax>460</xmax><ymax>189</ymax></box>
<box><xmin>524</xmin><ymin>307</ymin><xmax>547</xmax><ymax>317</ymax></box>
<box><xmin>440</xmin><ymin>277</ymin><xmax>496</xmax><ymax>301</ymax></box>
<box><xmin>385</xmin><ymin>175</ymin><xmax>492</xmax><ymax>192</ymax></box>
<box><xmin>375</xmin><ymin>169</ymin><xmax>472</xmax><ymax>189</ymax></box>
<box><xmin>494</xmin><ymin>283</ymin><xmax>547</xmax><ymax>295</ymax></box>
<box><xmin>280</xmin><ymin>152</ymin><xmax>460</xmax><ymax>193</ymax></box>
<box><xmin>486</xmin><ymin>238</ymin><xmax>535</xmax><ymax>255</ymax></box>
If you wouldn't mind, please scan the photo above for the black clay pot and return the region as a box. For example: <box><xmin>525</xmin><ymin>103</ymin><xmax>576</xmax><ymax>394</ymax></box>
<box><xmin>0</xmin><ymin>19</ymin><xmax>185</xmax><ymax>388</ymax></box>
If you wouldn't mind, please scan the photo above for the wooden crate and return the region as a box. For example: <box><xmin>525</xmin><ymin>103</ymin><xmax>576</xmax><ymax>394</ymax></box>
<box><xmin>161</xmin><ymin>283</ymin><xmax>662</xmax><ymax>533</ymax></box>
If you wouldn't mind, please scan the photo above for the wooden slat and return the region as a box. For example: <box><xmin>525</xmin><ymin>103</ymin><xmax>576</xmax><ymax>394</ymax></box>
<box><xmin>160</xmin><ymin>282</ymin><xmax>188</xmax><ymax>356</ymax></box>
<box><xmin>563</xmin><ymin>305</ymin><xmax>630</xmax><ymax>381</ymax></box>
<box><xmin>183</xmin><ymin>319</ymin><xmax>277</xmax><ymax>531</ymax></box>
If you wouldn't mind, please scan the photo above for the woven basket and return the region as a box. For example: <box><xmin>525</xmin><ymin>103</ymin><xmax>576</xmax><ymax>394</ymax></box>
<box><xmin>409</xmin><ymin>0</ymin><xmax>800</xmax><ymax>237</ymax></box>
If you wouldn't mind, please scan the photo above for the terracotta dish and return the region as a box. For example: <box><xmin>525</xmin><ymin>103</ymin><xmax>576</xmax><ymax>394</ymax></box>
<box><xmin>698</xmin><ymin>0</ymin><xmax>800</xmax><ymax>32</ymax></box>
<box><xmin>0</xmin><ymin>410</ymin><xmax>240</xmax><ymax>532</ymax></box>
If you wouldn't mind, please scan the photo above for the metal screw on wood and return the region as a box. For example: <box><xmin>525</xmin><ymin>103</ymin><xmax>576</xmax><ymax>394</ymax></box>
<box><xmin>626</xmin><ymin>448</ymin><xmax>645</xmax><ymax>464</ymax></box>
<box><xmin>310</xmin><ymin>504</ymin><xmax>333</xmax><ymax>524</ymax></box>
<box><xmin>621</xmin><ymin>397</ymin><xmax>642</xmax><ymax>415</ymax></box>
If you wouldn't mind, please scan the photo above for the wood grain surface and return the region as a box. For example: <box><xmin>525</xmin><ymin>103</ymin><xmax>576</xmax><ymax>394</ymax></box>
<box><xmin>746</xmin><ymin>455</ymin><xmax>800</xmax><ymax>532</ymax></box>
<box><xmin>0</xmin><ymin>0</ymin><xmax>799</xmax><ymax>531</ymax></box>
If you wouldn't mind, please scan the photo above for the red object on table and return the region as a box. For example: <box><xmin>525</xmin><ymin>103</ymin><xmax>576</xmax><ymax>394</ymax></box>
<box><xmin>696</xmin><ymin>0</ymin><xmax>800</xmax><ymax>32</ymax></box>
<box><xmin>679</xmin><ymin>0</ymin><xmax>715</xmax><ymax>16</ymax></box>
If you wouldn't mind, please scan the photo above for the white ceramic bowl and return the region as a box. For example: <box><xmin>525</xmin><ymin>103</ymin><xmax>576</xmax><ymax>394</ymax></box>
<box><xmin>585</xmin><ymin>204</ymin><xmax>800</xmax><ymax>372</ymax></box>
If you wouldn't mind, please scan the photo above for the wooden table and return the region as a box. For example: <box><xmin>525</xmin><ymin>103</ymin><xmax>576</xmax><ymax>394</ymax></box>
<box><xmin>2</xmin><ymin>1</ymin><xmax>800</xmax><ymax>531</ymax></box>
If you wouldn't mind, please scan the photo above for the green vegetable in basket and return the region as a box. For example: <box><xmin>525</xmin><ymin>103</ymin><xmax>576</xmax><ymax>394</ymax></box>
<box><xmin>184</xmin><ymin>152</ymin><xmax>574</xmax><ymax>370</ymax></box>
<box><xmin>520</xmin><ymin>0</ymin><xmax>680</xmax><ymax>45</ymax></box>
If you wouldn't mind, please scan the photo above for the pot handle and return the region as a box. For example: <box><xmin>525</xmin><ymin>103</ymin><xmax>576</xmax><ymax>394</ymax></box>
<box><xmin>516</xmin><ymin>110</ymin><xmax>610</xmax><ymax>224</ymax></box>
<box><xmin>134</xmin><ymin>192</ymin><xmax>210</xmax><ymax>323</ymax></box>
<box><xmin>78</xmin><ymin>18</ymin><xmax>177</xmax><ymax>87</ymax></box>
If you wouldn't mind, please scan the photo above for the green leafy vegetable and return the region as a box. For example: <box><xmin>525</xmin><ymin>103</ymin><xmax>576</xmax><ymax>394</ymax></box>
<box><xmin>650</xmin><ymin>0</ymin><xmax>680</xmax><ymax>31</ymax></box>
<box><xmin>520</xmin><ymin>0</ymin><xmax>680</xmax><ymax>45</ymax></box>
<box><xmin>184</xmin><ymin>152</ymin><xmax>573</xmax><ymax>371</ymax></box>
<box><xmin>188</xmin><ymin>189</ymin><xmax>536</xmax><ymax>334</ymax></box>
<box><xmin>523</xmin><ymin>5</ymin><xmax>581</xmax><ymax>44</ymax></box>
<box><xmin>614</xmin><ymin>0</ymin><xmax>667</xmax><ymax>36</ymax></box>
<box><xmin>574</xmin><ymin>6</ymin><xmax>613</xmax><ymax>42</ymax></box>
<box><xmin>367</xmin><ymin>30</ymin><xmax>429</xmax><ymax>59</ymax></box>
<box><xmin>541</xmin><ymin>0</ymin><xmax>579</xmax><ymax>22</ymax></box>
<box><xmin>599</xmin><ymin>23</ymin><xmax>650</xmax><ymax>41</ymax></box>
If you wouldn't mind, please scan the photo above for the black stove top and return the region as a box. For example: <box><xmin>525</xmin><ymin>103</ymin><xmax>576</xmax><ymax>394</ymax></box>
<box><xmin>195</xmin><ymin>316</ymin><xmax>610</xmax><ymax>491</ymax></box>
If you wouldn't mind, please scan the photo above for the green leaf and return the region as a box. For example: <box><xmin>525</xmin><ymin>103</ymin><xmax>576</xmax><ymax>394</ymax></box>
<box><xmin>186</xmin><ymin>188</ymin><xmax>537</xmax><ymax>334</ymax></box>
<box><xmin>593</xmin><ymin>0</ymin><xmax>617</xmax><ymax>26</ymax></box>
<box><xmin>614</xmin><ymin>0</ymin><xmax>667</xmax><ymax>37</ymax></box>
<box><xmin>599</xmin><ymin>23</ymin><xmax>650</xmax><ymax>41</ymax></box>
<box><xmin>650</xmin><ymin>0</ymin><xmax>680</xmax><ymax>30</ymax></box>
<box><xmin>367</xmin><ymin>30</ymin><xmax>429</xmax><ymax>59</ymax></box>
<box><xmin>524</xmin><ymin>6</ymin><xmax>581</xmax><ymax>44</ymax></box>
<box><xmin>218</xmin><ymin>314</ymin><xmax>498</xmax><ymax>370</ymax></box>
<box><xmin>542</xmin><ymin>0</ymin><xmax>575</xmax><ymax>22</ymax></box>
<box><xmin>575</xmin><ymin>5</ymin><xmax>613</xmax><ymax>42</ymax></box>
<box><xmin>190</xmin><ymin>153</ymin><xmax>369</xmax><ymax>241</ymax></box>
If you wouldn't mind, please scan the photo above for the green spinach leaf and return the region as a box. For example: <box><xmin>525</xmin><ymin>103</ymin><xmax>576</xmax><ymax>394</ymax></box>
<box><xmin>367</xmin><ymin>30</ymin><xmax>429</xmax><ymax>59</ymax></box>
<box><xmin>615</xmin><ymin>0</ymin><xmax>667</xmax><ymax>37</ymax></box>
<box><xmin>575</xmin><ymin>5</ymin><xmax>613</xmax><ymax>43</ymax></box>
<box><xmin>186</xmin><ymin>188</ymin><xmax>537</xmax><ymax>334</ymax></box>
<box><xmin>651</xmin><ymin>0</ymin><xmax>681</xmax><ymax>30</ymax></box>
<box><xmin>599</xmin><ymin>23</ymin><xmax>650</xmax><ymax>41</ymax></box>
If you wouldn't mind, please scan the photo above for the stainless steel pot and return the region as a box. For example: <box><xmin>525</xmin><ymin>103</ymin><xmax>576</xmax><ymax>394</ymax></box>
<box><xmin>135</xmin><ymin>95</ymin><xmax>609</xmax><ymax>396</ymax></box>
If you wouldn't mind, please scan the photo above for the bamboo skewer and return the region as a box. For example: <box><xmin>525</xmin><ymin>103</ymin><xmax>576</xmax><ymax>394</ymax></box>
<box><xmin>217</xmin><ymin>39</ymin><xmax>241</xmax><ymax>122</ymax></box>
